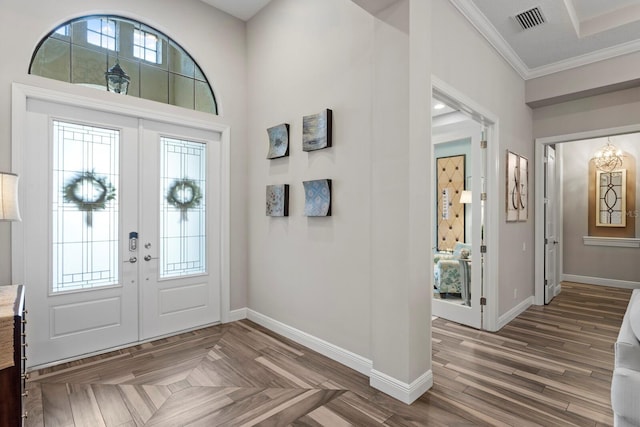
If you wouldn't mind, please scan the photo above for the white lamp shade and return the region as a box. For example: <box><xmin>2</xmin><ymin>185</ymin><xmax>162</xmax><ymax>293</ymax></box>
<box><xmin>460</xmin><ymin>190</ymin><xmax>472</xmax><ymax>204</ymax></box>
<box><xmin>0</xmin><ymin>172</ymin><xmax>21</xmax><ymax>221</ymax></box>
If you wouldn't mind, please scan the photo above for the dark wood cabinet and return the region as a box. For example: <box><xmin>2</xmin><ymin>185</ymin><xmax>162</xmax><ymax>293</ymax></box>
<box><xmin>0</xmin><ymin>285</ymin><xmax>26</xmax><ymax>427</ymax></box>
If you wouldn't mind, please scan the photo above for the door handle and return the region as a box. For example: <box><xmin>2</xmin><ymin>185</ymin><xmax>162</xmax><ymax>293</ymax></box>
<box><xmin>144</xmin><ymin>255</ymin><xmax>158</xmax><ymax>261</ymax></box>
<box><xmin>124</xmin><ymin>257</ymin><xmax>137</xmax><ymax>264</ymax></box>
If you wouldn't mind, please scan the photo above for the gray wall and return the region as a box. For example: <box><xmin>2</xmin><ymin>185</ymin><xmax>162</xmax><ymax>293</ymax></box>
<box><xmin>562</xmin><ymin>137</ymin><xmax>640</xmax><ymax>283</ymax></box>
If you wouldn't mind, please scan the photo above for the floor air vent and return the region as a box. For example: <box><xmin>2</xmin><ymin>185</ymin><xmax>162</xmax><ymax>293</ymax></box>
<box><xmin>514</xmin><ymin>7</ymin><xmax>545</xmax><ymax>30</ymax></box>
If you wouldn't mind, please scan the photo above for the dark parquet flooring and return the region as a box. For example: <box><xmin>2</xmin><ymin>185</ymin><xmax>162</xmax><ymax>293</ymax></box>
<box><xmin>24</xmin><ymin>282</ymin><xmax>632</xmax><ymax>426</ymax></box>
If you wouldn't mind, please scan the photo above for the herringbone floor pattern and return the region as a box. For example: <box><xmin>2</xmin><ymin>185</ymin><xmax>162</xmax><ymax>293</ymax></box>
<box><xmin>24</xmin><ymin>282</ymin><xmax>631</xmax><ymax>426</ymax></box>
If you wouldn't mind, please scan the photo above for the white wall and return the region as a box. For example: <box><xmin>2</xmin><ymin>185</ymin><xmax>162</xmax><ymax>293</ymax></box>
<box><xmin>431</xmin><ymin>0</ymin><xmax>534</xmax><ymax>318</ymax></box>
<box><xmin>562</xmin><ymin>137</ymin><xmax>640</xmax><ymax>283</ymax></box>
<box><xmin>0</xmin><ymin>0</ymin><xmax>249</xmax><ymax>309</ymax></box>
<box><xmin>246</xmin><ymin>0</ymin><xmax>375</xmax><ymax>360</ymax></box>
<box><xmin>533</xmin><ymin>86</ymin><xmax>640</xmax><ymax>139</ymax></box>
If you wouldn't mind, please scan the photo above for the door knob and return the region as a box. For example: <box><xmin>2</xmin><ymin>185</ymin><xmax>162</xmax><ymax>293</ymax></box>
<box><xmin>124</xmin><ymin>257</ymin><xmax>137</xmax><ymax>263</ymax></box>
<box><xmin>144</xmin><ymin>255</ymin><xmax>158</xmax><ymax>261</ymax></box>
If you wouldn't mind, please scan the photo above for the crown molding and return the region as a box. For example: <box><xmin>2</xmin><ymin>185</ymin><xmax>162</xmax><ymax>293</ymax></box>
<box><xmin>448</xmin><ymin>0</ymin><xmax>529</xmax><ymax>79</ymax></box>
<box><xmin>526</xmin><ymin>38</ymin><xmax>640</xmax><ymax>79</ymax></box>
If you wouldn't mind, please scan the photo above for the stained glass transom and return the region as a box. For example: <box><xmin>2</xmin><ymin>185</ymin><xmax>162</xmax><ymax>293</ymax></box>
<box><xmin>52</xmin><ymin>121</ymin><xmax>120</xmax><ymax>293</ymax></box>
<box><xmin>160</xmin><ymin>137</ymin><xmax>206</xmax><ymax>278</ymax></box>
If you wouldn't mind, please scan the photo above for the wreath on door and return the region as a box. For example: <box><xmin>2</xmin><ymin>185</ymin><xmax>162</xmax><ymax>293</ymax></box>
<box><xmin>63</xmin><ymin>170</ymin><xmax>116</xmax><ymax>226</ymax></box>
<box><xmin>166</xmin><ymin>178</ymin><xmax>202</xmax><ymax>221</ymax></box>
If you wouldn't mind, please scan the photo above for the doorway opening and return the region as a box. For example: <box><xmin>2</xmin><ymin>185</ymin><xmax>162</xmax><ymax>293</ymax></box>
<box><xmin>431</xmin><ymin>79</ymin><xmax>498</xmax><ymax>330</ymax></box>
<box><xmin>534</xmin><ymin>124</ymin><xmax>640</xmax><ymax>305</ymax></box>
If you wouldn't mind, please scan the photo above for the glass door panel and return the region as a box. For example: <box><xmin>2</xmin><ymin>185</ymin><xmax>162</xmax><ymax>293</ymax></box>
<box><xmin>52</xmin><ymin>120</ymin><xmax>120</xmax><ymax>293</ymax></box>
<box><xmin>160</xmin><ymin>137</ymin><xmax>207</xmax><ymax>279</ymax></box>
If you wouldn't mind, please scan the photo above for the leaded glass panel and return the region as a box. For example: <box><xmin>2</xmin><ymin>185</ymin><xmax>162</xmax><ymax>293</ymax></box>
<box><xmin>596</xmin><ymin>169</ymin><xmax>626</xmax><ymax>227</ymax></box>
<box><xmin>52</xmin><ymin>121</ymin><xmax>120</xmax><ymax>293</ymax></box>
<box><xmin>160</xmin><ymin>137</ymin><xmax>206</xmax><ymax>278</ymax></box>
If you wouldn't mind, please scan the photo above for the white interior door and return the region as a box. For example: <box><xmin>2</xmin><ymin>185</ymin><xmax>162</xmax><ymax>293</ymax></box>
<box><xmin>432</xmin><ymin>127</ymin><xmax>484</xmax><ymax>329</ymax></box>
<box><xmin>19</xmin><ymin>99</ymin><xmax>222</xmax><ymax>368</ymax></box>
<box><xmin>139</xmin><ymin>120</ymin><xmax>221</xmax><ymax>339</ymax></box>
<box><xmin>544</xmin><ymin>145</ymin><xmax>559</xmax><ymax>304</ymax></box>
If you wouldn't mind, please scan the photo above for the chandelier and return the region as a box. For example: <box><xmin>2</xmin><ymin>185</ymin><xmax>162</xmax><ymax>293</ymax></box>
<box><xmin>592</xmin><ymin>139</ymin><xmax>623</xmax><ymax>172</ymax></box>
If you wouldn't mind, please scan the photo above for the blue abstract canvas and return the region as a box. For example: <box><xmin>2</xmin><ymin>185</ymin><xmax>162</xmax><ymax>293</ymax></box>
<box><xmin>267</xmin><ymin>124</ymin><xmax>289</xmax><ymax>159</ymax></box>
<box><xmin>303</xmin><ymin>109</ymin><xmax>332</xmax><ymax>152</ymax></box>
<box><xmin>266</xmin><ymin>184</ymin><xmax>289</xmax><ymax>217</ymax></box>
<box><xmin>303</xmin><ymin>179</ymin><xmax>332</xmax><ymax>216</ymax></box>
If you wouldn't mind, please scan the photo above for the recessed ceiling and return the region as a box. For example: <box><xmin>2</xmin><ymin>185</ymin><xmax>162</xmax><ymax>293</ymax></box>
<box><xmin>200</xmin><ymin>0</ymin><xmax>272</xmax><ymax>21</ymax></box>
<box><xmin>450</xmin><ymin>0</ymin><xmax>640</xmax><ymax>79</ymax></box>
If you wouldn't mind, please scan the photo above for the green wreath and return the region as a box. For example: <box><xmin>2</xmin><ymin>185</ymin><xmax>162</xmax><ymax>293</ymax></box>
<box><xmin>167</xmin><ymin>179</ymin><xmax>202</xmax><ymax>219</ymax></box>
<box><xmin>64</xmin><ymin>171</ymin><xmax>116</xmax><ymax>226</ymax></box>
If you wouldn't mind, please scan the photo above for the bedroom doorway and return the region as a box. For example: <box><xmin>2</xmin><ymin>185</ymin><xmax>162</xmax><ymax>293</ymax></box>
<box><xmin>431</xmin><ymin>79</ymin><xmax>498</xmax><ymax>330</ymax></box>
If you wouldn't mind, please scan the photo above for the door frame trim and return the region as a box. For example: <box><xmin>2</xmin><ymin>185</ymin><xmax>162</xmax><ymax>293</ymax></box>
<box><xmin>11</xmin><ymin>81</ymin><xmax>232</xmax><ymax>324</ymax></box>
<box><xmin>534</xmin><ymin>123</ymin><xmax>640</xmax><ymax>305</ymax></box>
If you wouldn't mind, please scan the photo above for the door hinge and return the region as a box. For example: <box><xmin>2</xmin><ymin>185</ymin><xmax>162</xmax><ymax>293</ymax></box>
<box><xmin>480</xmin><ymin>193</ymin><xmax>487</xmax><ymax>201</ymax></box>
<box><xmin>480</xmin><ymin>140</ymin><xmax>487</xmax><ymax>149</ymax></box>
<box><xmin>544</xmin><ymin>279</ymin><xmax>548</xmax><ymax>286</ymax></box>
<box><xmin>544</xmin><ymin>238</ymin><xmax>548</xmax><ymax>244</ymax></box>
<box><xmin>480</xmin><ymin>245</ymin><xmax>487</xmax><ymax>253</ymax></box>
<box><xmin>480</xmin><ymin>297</ymin><xmax>487</xmax><ymax>306</ymax></box>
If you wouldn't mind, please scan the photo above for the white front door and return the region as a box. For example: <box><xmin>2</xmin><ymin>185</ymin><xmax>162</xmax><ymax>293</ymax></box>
<box><xmin>139</xmin><ymin>119</ymin><xmax>221</xmax><ymax>339</ymax></box>
<box><xmin>19</xmin><ymin>98</ymin><xmax>221</xmax><ymax>368</ymax></box>
<box><xmin>544</xmin><ymin>145</ymin><xmax>559</xmax><ymax>304</ymax></box>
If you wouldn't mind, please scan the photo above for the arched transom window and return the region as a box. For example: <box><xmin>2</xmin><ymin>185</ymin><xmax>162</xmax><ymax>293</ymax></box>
<box><xmin>30</xmin><ymin>15</ymin><xmax>218</xmax><ymax>115</ymax></box>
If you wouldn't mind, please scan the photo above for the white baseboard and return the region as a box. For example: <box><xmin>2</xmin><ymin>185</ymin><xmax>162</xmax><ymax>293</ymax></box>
<box><xmin>497</xmin><ymin>296</ymin><xmax>534</xmax><ymax>330</ymax></box>
<box><xmin>227</xmin><ymin>307</ymin><xmax>248</xmax><ymax>322</ymax></box>
<box><xmin>370</xmin><ymin>369</ymin><xmax>433</xmax><ymax>405</ymax></box>
<box><xmin>246</xmin><ymin>309</ymin><xmax>373</xmax><ymax>377</ymax></box>
<box><xmin>563</xmin><ymin>274</ymin><xmax>640</xmax><ymax>290</ymax></box>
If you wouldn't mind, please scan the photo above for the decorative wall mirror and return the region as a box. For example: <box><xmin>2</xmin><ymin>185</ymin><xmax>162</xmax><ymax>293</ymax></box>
<box><xmin>595</xmin><ymin>169</ymin><xmax>626</xmax><ymax>227</ymax></box>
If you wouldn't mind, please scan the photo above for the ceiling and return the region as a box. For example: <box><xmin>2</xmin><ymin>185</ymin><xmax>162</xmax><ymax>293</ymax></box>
<box><xmin>452</xmin><ymin>0</ymin><xmax>640</xmax><ymax>79</ymax></box>
<box><xmin>200</xmin><ymin>0</ymin><xmax>640</xmax><ymax>80</ymax></box>
<box><xmin>199</xmin><ymin>0</ymin><xmax>272</xmax><ymax>21</ymax></box>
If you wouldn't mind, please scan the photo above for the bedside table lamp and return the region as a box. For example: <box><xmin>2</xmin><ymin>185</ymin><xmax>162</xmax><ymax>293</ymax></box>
<box><xmin>0</xmin><ymin>172</ymin><xmax>21</xmax><ymax>222</ymax></box>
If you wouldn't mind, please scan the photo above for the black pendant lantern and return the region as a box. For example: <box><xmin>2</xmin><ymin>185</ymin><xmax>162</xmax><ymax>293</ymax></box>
<box><xmin>105</xmin><ymin>62</ymin><xmax>130</xmax><ymax>95</ymax></box>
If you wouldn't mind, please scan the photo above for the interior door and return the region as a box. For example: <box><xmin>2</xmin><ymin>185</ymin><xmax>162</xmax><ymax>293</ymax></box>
<box><xmin>544</xmin><ymin>145</ymin><xmax>559</xmax><ymax>304</ymax></box>
<box><xmin>432</xmin><ymin>126</ymin><xmax>484</xmax><ymax>329</ymax></box>
<box><xmin>22</xmin><ymin>99</ymin><xmax>140</xmax><ymax>367</ymax></box>
<box><xmin>139</xmin><ymin>120</ymin><xmax>221</xmax><ymax>339</ymax></box>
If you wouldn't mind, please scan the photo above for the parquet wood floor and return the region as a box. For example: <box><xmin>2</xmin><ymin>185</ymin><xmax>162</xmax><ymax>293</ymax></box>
<box><xmin>24</xmin><ymin>282</ymin><xmax>632</xmax><ymax>426</ymax></box>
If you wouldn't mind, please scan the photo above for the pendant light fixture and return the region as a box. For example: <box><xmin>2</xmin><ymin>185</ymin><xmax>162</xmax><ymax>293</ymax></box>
<box><xmin>105</xmin><ymin>62</ymin><xmax>130</xmax><ymax>95</ymax></box>
<box><xmin>592</xmin><ymin>139</ymin><xmax>623</xmax><ymax>172</ymax></box>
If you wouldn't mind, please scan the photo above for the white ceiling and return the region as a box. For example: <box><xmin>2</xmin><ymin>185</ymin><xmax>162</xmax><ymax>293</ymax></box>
<box><xmin>200</xmin><ymin>0</ymin><xmax>272</xmax><ymax>21</ymax></box>
<box><xmin>451</xmin><ymin>0</ymin><xmax>640</xmax><ymax>79</ymax></box>
<box><xmin>200</xmin><ymin>0</ymin><xmax>640</xmax><ymax>81</ymax></box>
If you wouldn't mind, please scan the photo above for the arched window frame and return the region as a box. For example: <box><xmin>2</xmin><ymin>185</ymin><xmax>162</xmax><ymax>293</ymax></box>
<box><xmin>29</xmin><ymin>15</ymin><xmax>218</xmax><ymax>115</ymax></box>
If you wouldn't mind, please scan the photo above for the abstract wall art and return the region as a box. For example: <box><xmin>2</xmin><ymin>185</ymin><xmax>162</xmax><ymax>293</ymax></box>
<box><xmin>303</xmin><ymin>179</ymin><xmax>332</xmax><ymax>216</ymax></box>
<box><xmin>506</xmin><ymin>150</ymin><xmax>528</xmax><ymax>222</ymax></box>
<box><xmin>266</xmin><ymin>184</ymin><xmax>289</xmax><ymax>217</ymax></box>
<box><xmin>303</xmin><ymin>109</ymin><xmax>332</xmax><ymax>152</ymax></box>
<box><xmin>266</xmin><ymin>123</ymin><xmax>290</xmax><ymax>159</ymax></box>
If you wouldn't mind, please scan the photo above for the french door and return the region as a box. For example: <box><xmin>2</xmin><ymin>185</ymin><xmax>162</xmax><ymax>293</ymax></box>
<box><xmin>19</xmin><ymin>98</ymin><xmax>221</xmax><ymax>367</ymax></box>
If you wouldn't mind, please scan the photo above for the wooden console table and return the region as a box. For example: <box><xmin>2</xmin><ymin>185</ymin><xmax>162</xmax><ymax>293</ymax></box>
<box><xmin>0</xmin><ymin>285</ymin><xmax>27</xmax><ymax>427</ymax></box>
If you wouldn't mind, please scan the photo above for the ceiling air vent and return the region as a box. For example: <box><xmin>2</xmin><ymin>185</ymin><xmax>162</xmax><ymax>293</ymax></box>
<box><xmin>514</xmin><ymin>7</ymin><xmax>546</xmax><ymax>30</ymax></box>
